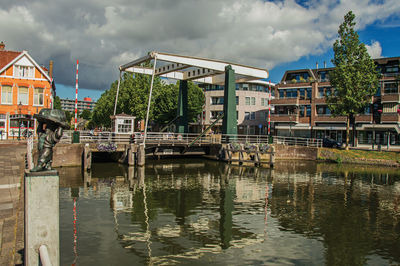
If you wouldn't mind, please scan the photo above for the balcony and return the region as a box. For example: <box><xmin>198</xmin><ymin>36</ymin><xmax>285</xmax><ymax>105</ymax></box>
<box><xmin>314</xmin><ymin>115</ymin><xmax>346</xmax><ymax>122</ymax></box>
<box><xmin>271</xmin><ymin>98</ymin><xmax>299</xmax><ymax>105</ymax></box>
<box><xmin>355</xmin><ymin>114</ymin><xmax>373</xmax><ymax>123</ymax></box>
<box><xmin>381</xmin><ymin>113</ymin><xmax>400</xmax><ymax>123</ymax></box>
<box><xmin>381</xmin><ymin>94</ymin><xmax>400</xmax><ymax>103</ymax></box>
<box><xmin>270</xmin><ymin>114</ymin><xmax>298</xmax><ymax>123</ymax></box>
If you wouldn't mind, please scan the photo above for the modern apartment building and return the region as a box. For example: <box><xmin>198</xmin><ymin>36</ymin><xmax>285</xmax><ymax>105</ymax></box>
<box><xmin>0</xmin><ymin>42</ymin><xmax>55</xmax><ymax>139</ymax></box>
<box><xmin>271</xmin><ymin>56</ymin><xmax>400</xmax><ymax>147</ymax></box>
<box><xmin>199</xmin><ymin>81</ymin><xmax>275</xmax><ymax>135</ymax></box>
<box><xmin>60</xmin><ymin>97</ymin><xmax>96</xmax><ymax>113</ymax></box>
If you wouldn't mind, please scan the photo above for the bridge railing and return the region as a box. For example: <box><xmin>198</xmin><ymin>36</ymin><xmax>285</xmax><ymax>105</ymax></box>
<box><xmin>60</xmin><ymin>130</ymin><xmax>322</xmax><ymax>147</ymax></box>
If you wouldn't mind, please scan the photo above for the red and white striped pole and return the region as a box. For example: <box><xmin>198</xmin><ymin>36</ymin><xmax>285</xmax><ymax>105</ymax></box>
<box><xmin>268</xmin><ymin>81</ymin><xmax>271</xmax><ymax>135</ymax></box>
<box><xmin>74</xmin><ymin>60</ymin><xmax>79</xmax><ymax>131</ymax></box>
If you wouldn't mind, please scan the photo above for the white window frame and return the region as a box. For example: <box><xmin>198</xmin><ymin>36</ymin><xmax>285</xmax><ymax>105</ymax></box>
<box><xmin>1</xmin><ymin>85</ymin><xmax>13</xmax><ymax>105</ymax></box>
<box><xmin>18</xmin><ymin>86</ymin><xmax>29</xmax><ymax>105</ymax></box>
<box><xmin>33</xmin><ymin>87</ymin><xmax>44</xmax><ymax>106</ymax></box>
<box><xmin>14</xmin><ymin>65</ymin><xmax>35</xmax><ymax>78</ymax></box>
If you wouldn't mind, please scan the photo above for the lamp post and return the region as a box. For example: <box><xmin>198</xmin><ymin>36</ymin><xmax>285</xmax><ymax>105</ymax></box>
<box><xmin>18</xmin><ymin>102</ymin><xmax>22</xmax><ymax>140</ymax></box>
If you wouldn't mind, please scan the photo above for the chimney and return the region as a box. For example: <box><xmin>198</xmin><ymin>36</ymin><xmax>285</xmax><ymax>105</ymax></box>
<box><xmin>0</xmin><ymin>41</ymin><xmax>5</xmax><ymax>51</ymax></box>
<box><xmin>49</xmin><ymin>60</ymin><xmax>53</xmax><ymax>78</ymax></box>
<box><xmin>324</xmin><ymin>61</ymin><xmax>326</xmax><ymax>68</ymax></box>
<box><xmin>316</xmin><ymin>62</ymin><xmax>319</xmax><ymax>69</ymax></box>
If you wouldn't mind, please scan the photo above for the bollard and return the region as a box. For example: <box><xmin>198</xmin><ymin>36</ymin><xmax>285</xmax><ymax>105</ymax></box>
<box><xmin>84</xmin><ymin>144</ymin><xmax>92</xmax><ymax>170</ymax></box>
<box><xmin>270</xmin><ymin>146</ymin><xmax>275</xmax><ymax>168</ymax></box>
<box><xmin>128</xmin><ymin>144</ymin><xmax>136</xmax><ymax>166</ymax></box>
<box><xmin>137</xmin><ymin>144</ymin><xmax>145</xmax><ymax>166</ymax></box>
<box><xmin>25</xmin><ymin>170</ymin><xmax>59</xmax><ymax>266</ymax></box>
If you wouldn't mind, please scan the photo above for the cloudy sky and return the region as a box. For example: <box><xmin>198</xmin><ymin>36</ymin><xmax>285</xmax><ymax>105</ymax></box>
<box><xmin>1</xmin><ymin>0</ymin><xmax>400</xmax><ymax>100</ymax></box>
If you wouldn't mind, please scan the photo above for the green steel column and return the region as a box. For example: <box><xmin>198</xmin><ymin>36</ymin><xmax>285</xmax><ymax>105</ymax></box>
<box><xmin>176</xmin><ymin>80</ymin><xmax>188</xmax><ymax>133</ymax></box>
<box><xmin>222</xmin><ymin>65</ymin><xmax>237</xmax><ymax>136</ymax></box>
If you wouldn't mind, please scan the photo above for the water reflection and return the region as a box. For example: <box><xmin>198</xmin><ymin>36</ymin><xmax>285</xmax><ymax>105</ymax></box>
<box><xmin>59</xmin><ymin>160</ymin><xmax>400</xmax><ymax>265</ymax></box>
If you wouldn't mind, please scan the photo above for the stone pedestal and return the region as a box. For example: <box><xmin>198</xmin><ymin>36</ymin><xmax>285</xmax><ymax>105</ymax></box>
<box><xmin>25</xmin><ymin>170</ymin><xmax>59</xmax><ymax>266</ymax></box>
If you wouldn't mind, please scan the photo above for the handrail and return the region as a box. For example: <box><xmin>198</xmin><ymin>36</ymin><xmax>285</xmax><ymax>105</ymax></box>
<box><xmin>39</xmin><ymin>245</ymin><xmax>52</xmax><ymax>266</ymax></box>
<box><xmin>61</xmin><ymin>130</ymin><xmax>323</xmax><ymax>147</ymax></box>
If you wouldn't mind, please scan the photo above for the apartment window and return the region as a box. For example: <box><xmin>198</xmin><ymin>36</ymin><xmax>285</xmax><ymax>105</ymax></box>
<box><xmin>14</xmin><ymin>65</ymin><xmax>34</xmax><ymax>78</ymax></box>
<box><xmin>34</xmin><ymin>88</ymin><xmax>44</xmax><ymax>106</ymax></box>
<box><xmin>384</xmin><ymin>82</ymin><xmax>398</xmax><ymax>94</ymax></box>
<box><xmin>251</xmin><ymin>84</ymin><xmax>257</xmax><ymax>91</ymax></box>
<box><xmin>299</xmin><ymin>89</ymin><xmax>305</xmax><ymax>100</ymax></box>
<box><xmin>318</xmin><ymin>87</ymin><xmax>324</xmax><ymax>98</ymax></box>
<box><xmin>261</xmin><ymin>98</ymin><xmax>269</xmax><ymax>106</ymax></box>
<box><xmin>242</xmin><ymin>84</ymin><xmax>248</xmax><ymax>91</ymax></box>
<box><xmin>299</xmin><ymin>105</ymin><xmax>311</xmax><ymax>117</ymax></box>
<box><xmin>244</xmin><ymin>112</ymin><xmax>256</xmax><ymax>120</ymax></box>
<box><xmin>245</xmin><ymin>97</ymin><xmax>255</xmax><ymax>105</ymax></box>
<box><xmin>210</xmin><ymin>111</ymin><xmax>223</xmax><ymax>119</ymax></box>
<box><xmin>279</xmin><ymin>90</ymin><xmax>284</xmax><ymax>99</ymax></box>
<box><xmin>286</xmin><ymin>89</ymin><xmax>298</xmax><ymax>98</ymax></box>
<box><xmin>18</xmin><ymin>87</ymin><xmax>29</xmax><ymax>105</ymax></box>
<box><xmin>317</xmin><ymin>105</ymin><xmax>331</xmax><ymax>115</ymax></box>
<box><xmin>306</xmin><ymin>88</ymin><xmax>311</xmax><ymax>99</ymax></box>
<box><xmin>1</xmin><ymin>85</ymin><xmax>13</xmax><ymax>104</ymax></box>
<box><xmin>211</xmin><ymin>97</ymin><xmax>224</xmax><ymax>105</ymax></box>
<box><xmin>236</xmin><ymin>96</ymin><xmax>239</xmax><ymax>105</ymax></box>
<box><xmin>306</xmin><ymin>105</ymin><xmax>311</xmax><ymax>117</ymax></box>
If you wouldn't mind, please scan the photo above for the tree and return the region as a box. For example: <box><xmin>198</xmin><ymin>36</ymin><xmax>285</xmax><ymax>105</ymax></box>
<box><xmin>53</xmin><ymin>96</ymin><xmax>61</xmax><ymax>110</ymax></box>
<box><xmin>91</xmin><ymin>72</ymin><xmax>163</xmax><ymax>128</ymax></box>
<box><xmin>327</xmin><ymin>11</ymin><xmax>379</xmax><ymax>150</ymax></box>
<box><xmin>152</xmin><ymin>81</ymin><xmax>204</xmax><ymax>126</ymax></box>
<box><xmin>80</xmin><ymin>109</ymin><xmax>92</xmax><ymax>120</ymax></box>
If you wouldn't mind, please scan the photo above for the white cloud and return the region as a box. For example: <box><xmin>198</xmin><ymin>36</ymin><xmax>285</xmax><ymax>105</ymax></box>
<box><xmin>0</xmin><ymin>0</ymin><xmax>399</xmax><ymax>90</ymax></box>
<box><xmin>366</xmin><ymin>41</ymin><xmax>383</xmax><ymax>59</ymax></box>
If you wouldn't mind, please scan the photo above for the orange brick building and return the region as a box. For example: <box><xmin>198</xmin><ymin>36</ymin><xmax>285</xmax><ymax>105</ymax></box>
<box><xmin>0</xmin><ymin>42</ymin><xmax>54</xmax><ymax>139</ymax></box>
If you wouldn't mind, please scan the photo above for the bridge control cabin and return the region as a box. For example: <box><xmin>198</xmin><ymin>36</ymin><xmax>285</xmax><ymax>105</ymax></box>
<box><xmin>110</xmin><ymin>113</ymin><xmax>136</xmax><ymax>135</ymax></box>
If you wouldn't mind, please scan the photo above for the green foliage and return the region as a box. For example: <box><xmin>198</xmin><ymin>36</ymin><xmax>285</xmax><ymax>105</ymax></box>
<box><xmin>53</xmin><ymin>96</ymin><xmax>62</xmax><ymax>110</ymax></box>
<box><xmin>327</xmin><ymin>11</ymin><xmax>379</xmax><ymax>148</ymax></box>
<box><xmin>80</xmin><ymin>109</ymin><xmax>92</xmax><ymax>120</ymax></box>
<box><xmin>64</xmin><ymin>110</ymin><xmax>72</xmax><ymax>124</ymax></box>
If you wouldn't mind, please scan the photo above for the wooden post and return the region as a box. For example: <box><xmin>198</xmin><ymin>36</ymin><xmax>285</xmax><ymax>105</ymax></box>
<box><xmin>270</xmin><ymin>146</ymin><xmax>275</xmax><ymax>168</ymax></box>
<box><xmin>84</xmin><ymin>144</ymin><xmax>92</xmax><ymax>170</ymax></box>
<box><xmin>128</xmin><ymin>144</ymin><xmax>136</xmax><ymax>166</ymax></box>
<box><xmin>137</xmin><ymin>144</ymin><xmax>145</xmax><ymax>166</ymax></box>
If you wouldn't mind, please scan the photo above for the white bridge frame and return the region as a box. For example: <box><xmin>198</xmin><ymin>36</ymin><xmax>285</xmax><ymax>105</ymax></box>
<box><xmin>116</xmin><ymin>51</ymin><xmax>269</xmax><ymax>146</ymax></box>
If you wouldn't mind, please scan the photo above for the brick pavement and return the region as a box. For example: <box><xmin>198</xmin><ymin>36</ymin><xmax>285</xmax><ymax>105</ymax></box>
<box><xmin>0</xmin><ymin>142</ymin><xmax>26</xmax><ymax>265</ymax></box>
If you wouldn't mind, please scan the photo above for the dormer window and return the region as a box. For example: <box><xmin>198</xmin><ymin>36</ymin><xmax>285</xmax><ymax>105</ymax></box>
<box><xmin>14</xmin><ymin>65</ymin><xmax>34</xmax><ymax>78</ymax></box>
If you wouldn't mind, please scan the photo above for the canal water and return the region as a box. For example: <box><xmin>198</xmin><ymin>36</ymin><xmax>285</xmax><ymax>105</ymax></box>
<box><xmin>58</xmin><ymin>159</ymin><xmax>400</xmax><ymax>265</ymax></box>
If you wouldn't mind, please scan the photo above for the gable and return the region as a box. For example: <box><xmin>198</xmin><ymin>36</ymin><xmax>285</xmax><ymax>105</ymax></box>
<box><xmin>0</xmin><ymin>51</ymin><xmax>52</xmax><ymax>82</ymax></box>
<box><xmin>14</xmin><ymin>56</ymin><xmax>34</xmax><ymax>67</ymax></box>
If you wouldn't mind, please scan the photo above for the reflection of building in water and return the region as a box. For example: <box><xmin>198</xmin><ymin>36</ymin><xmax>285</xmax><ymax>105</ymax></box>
<box><xmin>110</xmin><ymin>176</ymin><xmax>133</xmax><ymax>211</ymax></box>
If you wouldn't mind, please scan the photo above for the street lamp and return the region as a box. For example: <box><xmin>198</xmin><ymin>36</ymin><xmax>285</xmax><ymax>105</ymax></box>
<box><xmin>18</xmin><ymin>102</ymin><xmax>22</xmax><ymax>140</ymax></box>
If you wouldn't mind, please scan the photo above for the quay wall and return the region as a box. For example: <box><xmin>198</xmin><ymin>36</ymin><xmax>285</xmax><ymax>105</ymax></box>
<box><xmin>273</xmin><ymin>145</ymin><xmax>318</xmax><ymax>160</ymax></box>
<box><xmin>34</xmin><ymin>143</ymin><xmax>84</xmax><ymax>167</ymax></box>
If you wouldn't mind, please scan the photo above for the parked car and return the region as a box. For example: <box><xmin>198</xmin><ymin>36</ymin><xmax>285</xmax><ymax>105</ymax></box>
<box><xmin>322</xmin><ymin>137</ymin><xmax>342</xmax><ymax>148</ymax></box>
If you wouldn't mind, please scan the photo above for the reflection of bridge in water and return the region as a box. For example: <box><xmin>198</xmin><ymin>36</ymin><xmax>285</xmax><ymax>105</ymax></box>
<box><xmin>58</xmin><ymin>160</ymin><xmax>400</xmax><ymax>265</ymax></box>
